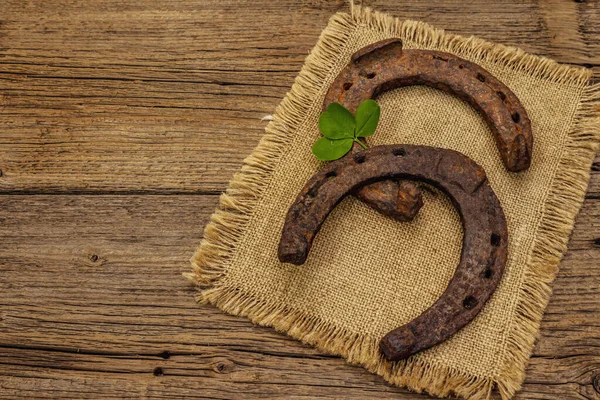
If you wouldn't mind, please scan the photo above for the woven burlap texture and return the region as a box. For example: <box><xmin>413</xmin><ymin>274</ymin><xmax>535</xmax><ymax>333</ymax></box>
<box><xmin>187</xmin><ymin>6</ymin><xmax>600</xmax><ymax>400</ymax></box>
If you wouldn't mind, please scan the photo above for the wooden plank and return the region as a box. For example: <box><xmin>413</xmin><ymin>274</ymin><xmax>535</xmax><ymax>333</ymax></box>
<box><xmin>1</xmin><ymin>1</ymin><xmax>599</xmax><ymax>399</ymax></box>
<box><xmin>0</xmin><ymin>0</ymin><xmax>598</xmax><ymax>194</ymax></box>
<box><xmin>0</xmin><ymin>348</ymin><xmax>597</xmax><ymax>400</ymax></box>
<box><xmin>0</xmin><ymin>194</ymin><xmax>598</xmax><ymax>398</ymax></box>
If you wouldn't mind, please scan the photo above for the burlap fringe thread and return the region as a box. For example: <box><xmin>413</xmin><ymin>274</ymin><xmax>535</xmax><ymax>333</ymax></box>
<box><xmin>185</xmin><ymin>5</ymin><xmax>600</xmax><ymax>400</ymax></box>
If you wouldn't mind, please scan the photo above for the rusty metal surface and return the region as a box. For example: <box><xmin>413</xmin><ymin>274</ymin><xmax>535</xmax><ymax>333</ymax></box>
<box><xmin>326</xmin><ymin>38</ymin><xmax>533</xmax><ymax>171</ymax></box>
<box><xmin>278</xmin><ymin>145</ymin><xmax>508</xmax><ymax>361</ymax></box>
<box><xmin>325</xmin><ymin>38</ymin><xmax>532</xmax><ymax>222</ymax></box>
<box><xmin>347</xmin><ymin>142</ymin><xmax>423</xmax><ymax>221</ymax></box>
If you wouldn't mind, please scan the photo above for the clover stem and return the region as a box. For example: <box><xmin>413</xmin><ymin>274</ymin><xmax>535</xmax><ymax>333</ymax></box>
<box><xmin>354</xmin><ymin>138</ymin><xmax>368</xmax><ymax>149</ymax></box>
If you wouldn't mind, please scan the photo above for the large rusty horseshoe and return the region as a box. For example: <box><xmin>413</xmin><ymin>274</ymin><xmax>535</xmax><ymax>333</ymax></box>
<box><xmin>327</xmin><ymin>39</ymin><xmax>532</xmax><ymax>222</ymax></box>
<box><xmin>278</xmin><ymin>145</ymin><xmax>508</xmax><ymax>361</ymax></box>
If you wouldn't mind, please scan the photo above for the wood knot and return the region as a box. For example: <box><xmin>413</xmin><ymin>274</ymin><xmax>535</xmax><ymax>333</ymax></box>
<box><xmin>593</xmin><ymin>374</ymin><xmax>600</xmax><ymax>394</ymax></box>
<box><xmin>89</xmin><ymin>254</ymin><xmax>99</xmax><ymax>262</ymax></box>
<box><xmin>212</xmin><ymin>359</ymin><xmax>235</xmax><ymax>374</ymax></box>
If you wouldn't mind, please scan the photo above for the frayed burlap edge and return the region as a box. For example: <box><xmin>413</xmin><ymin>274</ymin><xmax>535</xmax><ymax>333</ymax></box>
<box><xmin>185</xmin><ymin>5</ymin><xmax>600</xmax><ymax>400</ymax></box>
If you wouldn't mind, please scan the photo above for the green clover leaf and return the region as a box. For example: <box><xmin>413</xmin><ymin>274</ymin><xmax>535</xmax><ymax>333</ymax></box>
<box><xmin>355</xmin><ymin>99</ymin><xmax>380</xmax><ymax>138</ymax></box>
<box><xmin>318</xmin><ymin>102</ymin><xmax>355</xmax><ymax>140</ymax></box>
<box><xmin>311</xmin><ymin>137</ymin><xmax>354</xmax><ymax>161</ymax></box>
<box><xmin>312</xmin><ymin>100</ymin><xmax>381</xmax><ymax>161</ymax></box>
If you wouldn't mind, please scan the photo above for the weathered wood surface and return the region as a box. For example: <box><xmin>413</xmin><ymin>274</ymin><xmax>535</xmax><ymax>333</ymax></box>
<box><xmin>0</xmin><ymin>1</ymin><xmax>598</xmax><ymax>399</ymax></box>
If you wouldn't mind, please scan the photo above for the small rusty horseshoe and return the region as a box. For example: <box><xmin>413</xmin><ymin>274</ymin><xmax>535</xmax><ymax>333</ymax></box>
<box><xmin>327</xmin><ymin>39</ymin><xmax>532</xmax><ymax>222</ymax></box>
<box><xmin>278</xmin><ymin>145</ymin><xmax>508</xmax><ymax>361</ymax></box>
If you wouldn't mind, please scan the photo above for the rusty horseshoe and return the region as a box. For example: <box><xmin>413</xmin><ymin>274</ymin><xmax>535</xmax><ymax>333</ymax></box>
<box><xmin>328</xmin><ymin>39</ymin><xmax>532</xmax><ymax>222</ymax></box>
<box><xmin>278</xmin><ymin>145</ymin><xmax>508</xmax><ymax>361</ymax></box>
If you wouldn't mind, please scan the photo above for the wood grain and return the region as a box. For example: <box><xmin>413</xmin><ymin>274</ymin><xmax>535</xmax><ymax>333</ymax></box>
<box><xmin>0</xmin><ymin>1</ymin><xmax>599</xmax><ymax>399</ymax></box>
<box><xmin>0</xmin><ymin>0</ymin><xmax>599</xmax><ymax>194</ymax></box>
<box><xmin>0</xmin><ymin>195</ymin><xmax>599</xmax><ymax>399</ymax></box>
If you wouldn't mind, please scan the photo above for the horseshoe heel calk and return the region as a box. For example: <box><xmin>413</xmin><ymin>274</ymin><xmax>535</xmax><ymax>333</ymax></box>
<box><xmin>379</xmin><ymin>326</ymin><xmax>416</xmax><ymax>360</ymax></box>
<box><xmin>278</xmin><ymin>145</ymin><xmax>508</xmax><ymax>360</ymax></box>
<box><xmin>278</xmin><ymin>234</ymin><xmax>309</xmax><ymax>265</ymax></box>
<box><xmin>353</xmin><ymin>176</ymin><xmax>424</xmax><ymax>221</ymax></box>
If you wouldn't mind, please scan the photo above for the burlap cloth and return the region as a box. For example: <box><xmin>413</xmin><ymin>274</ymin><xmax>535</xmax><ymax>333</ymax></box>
<box><xmin>187</xmin><ymin>6</ymin><xmax>600</xmax><ymax>399</ymax></box>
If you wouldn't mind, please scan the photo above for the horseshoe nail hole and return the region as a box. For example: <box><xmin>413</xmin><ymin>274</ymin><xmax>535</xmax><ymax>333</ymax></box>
<box><xmin>307</xmin><ymin>186</ymin><xmax>319</xmax><ymax>198</ymax></box>
<box><xmin>512</xmin><ymin>112</ymin><xmax>520</xmax><ymax>123</ymax></box>
<box><xmin>476</xmin><ymin>73</ymin><xmax>486</xmax><ymax>82</ymax></box>
<box><xmin>343</xmin><ymin>82</ymin><xmax>353</xmax><ymax>91</ymax></box>
<box><xmin>366</xmin><ymin>72</ymin><xmax>376</xmax><ymax>79</ymax></box>
<box><xmin>325</xmin><ymin>170</ymin><xmax>337</xmax><ymax>178</ymax></box>
<box><xmin>433</xmin><ymin>55</ymin><xmax>448</xmax><ymax>62</ymax></box>
<box><xmin>392</xmin><ymin>148</ymin><xmax>406</xmax><ymax>157</ymax></box>
<box><xmin>491</xmin><ymin>233</ymin><xmax>502</xmax><ymax>247</ymax></box>
<box><xmin>484</xmin><ymin>267</ymin><xmax>494</xmax><ymax>279</ymax></box>
<box><xmin>463</xmin><ymin>296</ymin><xmax>478</xmax><ymax>310</ymax></box>
<box><xmin>153</xmin><ymin>367</ymin><xmax>164</xmax><ymax>376</ymax></box>
<box><xmin>353</xmin><ymin>153</ymin><xmax>366</xmax><ymax>164</ymax></box>
<box><xmin>458</xmin><ymin>64</ymin><xmax>465</xmax><ymax>69</ymax></box>
<box><xmin>290</xmin><ymin>207</ymin><xmax>301</xmax><ymax>220</ymax></box>
<box><xmin>497</xmin><ymin>91</ymin><xmax>506</xmax><ymax>101</ymax></box>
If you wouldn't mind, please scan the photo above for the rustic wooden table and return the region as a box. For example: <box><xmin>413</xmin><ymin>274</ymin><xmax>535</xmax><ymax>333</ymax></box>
<box><xmin>1</xmin><ymin>1</ymin><xmax>599</xmax><ymax>399</ymax></box>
